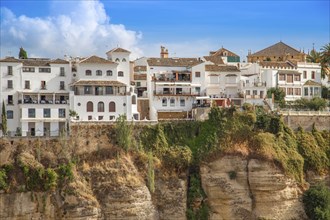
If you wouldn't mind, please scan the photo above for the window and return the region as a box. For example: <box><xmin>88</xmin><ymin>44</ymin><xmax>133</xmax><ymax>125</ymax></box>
<box><xmin>7</xmin><ymin>95</ymin><xmax>13</xmax><ymax>105</ymax></box>
<box><xmin>105</xmin><ymin>86</ymin><xmax>114</xmax><ymax>94</ymax></box>
<box><xmin>195</xmin><ymin>87</ymin><xmax>200</xmax><ymax>95</ymax></box>
<box><xmin>253</xmin><ymin>90</ymin><xmax>258</xmax><ymax>95</ymax></box>
<box><xmin>84</xmin><ymin>86</ymin><xmax>92</xmax><ymax>94</ymax></box>
<box><xmin>28</xmin><ymin>108</ymin><xmax>36</xmax><ymax>118</ymax></box>
<box><xmin>195</xmin><ymin>72</ymin><xmax>201</xmax><ymax>77</ymax></box>
<box><xmin>60</xmin><ymin>67</ymin><xmax>65</xmax><ymax>76</ymax></box>
<box><xmin>303</xmin><ymin>71</ymin><xmax>307</xmax><ymax>79</ymax></box>
<box><xmin>41</xmin><ymin>81</ymin><xmax>46</xmax><ymax>89</ymax></box>
<box><xmin>7</xmin><ymin>110</ymin><xmax>13</xmax><ymax>119</ymax></box>
<box><xmin>287</xmin><ymin>88</ymin><xmax>293</xmax><ymax>95</ymax></box>
<box><xmin>304</xmin><ymin>88</ymin><xmax>308</xmax><ymax>96</ymax></box>
<box><xmin>162</xmin><ymin>98</ymin><xmax>167</xmax><ymax>106</ymax></box>
<box><xmin>118</xmin><ymin>71</ymin><xmax>124</xmax><ymax>77</ymax></box>
<box><xmin>170</xmin><ymin>98</ymin><xmax>175</xmax><ymax>107</ymax></box>
<box><xmin>294</xmin><ymin>88</ymin><xmax>301</xmax><ymax>95</ymax></box>
<box><xmin>287</xmin><ymin>74</ymin><xmax>293</xmax><ymax>83</ymax></box>
<box><xmin>22</xmin><ymin>67</ymin><xmax>35</xmax><ymax>72</ymax></box>
<box><xmin>96</xmin><ymin>70</ymin><xmax>102</xmax><ymax>76</ymax></box>
<box><xmin>136</xmin><ymin>82</ymin><xmax>141</xmax><ymax>87</ymax></box>
<box><xmin>85</xmin><ymin>70</ymin><xmax>92</xmax><ymax>76</ymax></box>
<box><xmin>132</xmin><ymin>95</ymin><xmax>136</xmax><ymax>105</ymax></box>
<box><xmin>246</xmin><ymin>90</ymin><xmax>251</xmax><ymax>95</ymax></box>
<box><xmin>8</xmin><ymin>66</ymin><xmax>13</xmax><ymax>75</ymax></box>
<box><xmin>98</xmin><ymin>102</ymin><xmax>104</xmax><ymax>112</ymax></box>
<box><xmin>95</xmin><ymin>87</ymin><xmax>103</xmax><ymax>95</ymax></box>
<box><xmin>39</xmin><ymin>68</ymin><xmax>51</xmax><ymax>73</ymax></box>
<box><xmin>110</xmin><ymin>116</ymin><xmax>115</xmax><ymax>120</ymax></box>
<box><xmin>59</xmin><ymin>109</ymin><xmax>66</xmax><ymax>118</ymax></box>
<box><xmin>294</xmin><ymin>74</ymin><xmax>300</xmax><ymax>81</ymax></box>
<box><xmin>7</xmin><ymin>80</ymin><xmax>13</xmax><ymax>89</ymax></box>
<box><xmin>314</xmin><ymin>87</ymin><xmax>320</xmax><ymax>96</ymax></box>
<box><xmin>87</xmin><ymin>101</ymin><xmax>93</xmax><ymax>112</ymax></box>
<box><xmin>311</xmin><ymin>71</ymin><xmax>315</xmax><ymax>79</ymax></box>
<box><xmin>88</xmin><ymin>115</ymin><xmax>92</xmax><ymax>120</ymax></box>
<box><xmin>25</xmin><ymin>80</ymin><xmax>30</xmax><ymax>89</ymax></box>
<box><xmin>122</xmin><ymin>58</ymin><xmax>127</xmax><ymax>62</ymax></box>
<box><xmin>115</xmin><ymin>58</ymin><xmax>120</xmax><ymax>62</ymax></box>
<box><xmin>60</xmin><ymin>81</ymin><xmax>65</xmax><ymax>90</ymax></box>
<box><xmin>43</xmin><ymin>108</ymin><xmax>51</xmax><ymax>118</ymax></box>
<box><xmin>180</xmin><ymin>98</ymin><xmax>185</xmax><ymax>107</ymax></box>
<box><xmin>98</xmin><ymin>116</ymin><xmax>104</xmax><ymax>120</ymax></box>
<box><xmin>106</xmin><ymin>70</ymin><xmax>113</xmax><ymax>76</ymax></box>
<box><xmin>176</xmin><ymin>88</ymin><xmax>183</xmax><ymax>94</ymax></box>
<box><xmin>279</xmin><ymin>74</ymin><xmax>285</xmax><ymax>81</ymax></box>
<box><xmin>109</xmin><ymin>102</ymin><xmax>116</xmax><ymax>112</ymax></box>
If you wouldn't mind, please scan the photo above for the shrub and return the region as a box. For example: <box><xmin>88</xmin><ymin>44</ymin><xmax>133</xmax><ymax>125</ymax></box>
<box><xmin>303</xmin><ymin>183</ymin><xmax>330</xmax><ymax>220</ymax></box>
<box><xmin>115</xmin><ymin>114</ymin><xmax>133</xmax><ymax>151</ymax></box>
<box><xmin>163</xmin><ymin>145</ymin><xmax>192</xmax><ymax>171</ymax></box>
<box><xmin>0</xmin><ymin>169</ymin><xmax>8</xmax><ymax>190</ymax></box>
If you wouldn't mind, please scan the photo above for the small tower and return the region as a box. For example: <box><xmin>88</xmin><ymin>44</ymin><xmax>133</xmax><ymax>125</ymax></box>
<box><xmin>160</xmin><ymin>46</ymin><xmax>169</xmax><ymax>58</ymax></box>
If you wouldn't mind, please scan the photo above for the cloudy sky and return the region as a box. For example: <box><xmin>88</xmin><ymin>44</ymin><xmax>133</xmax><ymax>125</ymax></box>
<box><xmin>0</xmin><ymin>0</ymin><xmax>329</xmax><ymax>60</ymax></box>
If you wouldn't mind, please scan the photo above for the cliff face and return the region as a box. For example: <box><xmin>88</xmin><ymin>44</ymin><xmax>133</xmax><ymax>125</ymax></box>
<box><xmin>200</xmin><ymin>155</ymin><xmax>307</xmax><ymax>220</ymax></box>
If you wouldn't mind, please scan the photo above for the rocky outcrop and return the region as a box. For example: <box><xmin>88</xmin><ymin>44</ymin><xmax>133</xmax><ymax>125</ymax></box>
<box><xmin>200</xmin><ymin>155</ymin><xmax>307</xmax><ymax>220</ymax></box>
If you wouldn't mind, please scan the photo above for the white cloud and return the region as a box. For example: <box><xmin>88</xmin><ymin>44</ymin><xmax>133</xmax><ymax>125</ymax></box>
<box><xmin>0</xmin><ymin>1</ymin><xmax>143</xmax><ymax>59</ymax></box>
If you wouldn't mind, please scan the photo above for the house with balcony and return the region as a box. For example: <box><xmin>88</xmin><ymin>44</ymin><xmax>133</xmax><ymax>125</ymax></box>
<box><xmin>69</xmin><ymin>48</ymin><xmax>139</xmax><ymax>122</ymax></box>
<box><xmin>0</xmin><ymin>57</ymin><xmax>71</xmax><ymax>136</ymax></box>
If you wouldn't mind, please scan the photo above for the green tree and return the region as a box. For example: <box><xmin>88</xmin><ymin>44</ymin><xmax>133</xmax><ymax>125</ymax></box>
<box><xmin>19</xmin><ymin>47</ymin><xmax>28</xmax><ymax>59</ymax></box>
<box><xmin>303</xmin><ymin>183</ymin><xmax>330</xmax><ymax>220</ymax></box>
<box><xmin>1</xmin><ymin>102</ymin><xmax>7</xmax><ymax>136</ymax></box>
<box><xmin>320</xmin><ymin>43</ymin><xmax>330</xmax><ymax>79</ymax></box>
<box><xmin>307</xmin><ymin>49</ymin><xmax>321</xmax><ymax>63</ymax></box>
<box><xmin>115</xmin><ymin>114</ymin><xmax>133</xmax><ymax>151</ymax></box>
<box><xmin>267</xmin><ymin>87</ymin><xmax>285</xmax><ymax>106</ymax></box>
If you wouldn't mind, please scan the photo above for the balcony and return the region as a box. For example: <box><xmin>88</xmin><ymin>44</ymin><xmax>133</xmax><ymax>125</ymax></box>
<box><xmin>18</xmin><ymin>93</ymin><xmax>69</xmax><ymax>105</ymax></box>
<box><xmin>154</xmin><ymin>90</ymin><xmax>200</xmax><ymax>96</ymax></box>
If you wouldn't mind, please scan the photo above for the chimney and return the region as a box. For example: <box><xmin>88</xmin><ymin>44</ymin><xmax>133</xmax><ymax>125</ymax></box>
<box><xmin>160</xmin><ymin>46</ymin><xmax>169</xmax><ymax>58</ymax></box>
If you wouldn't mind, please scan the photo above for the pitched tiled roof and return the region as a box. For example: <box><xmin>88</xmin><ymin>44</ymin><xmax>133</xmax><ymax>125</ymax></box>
<box><xmin>147</xmin><ymin>58</ymin><xmax>202</xmax><ymax>67</ymax></box>
<box><xmin>304</xmin><ymin>80</ymin><xmax>322</xmax><ymax>86</ymax></box>
<box><xmin>205</xmin><ymin>64</ymin><xmax>240</xmax><ymax>72</ymax></box>
<box><xmin>211</xmin><ymin>47</ymin><xmax>239</xmax><ymax>57</ymax></box>
<box><xmin>50</xmin><ymin>58</ymin><xmax>69</xmax><ymax>64</ymax></box>
<box><xmin>80</xmin><ymin>55</ymin><xmax>116</xmax><ymax>64</ymax></box>
<box><xmin>134</xmin><ymin>65</ymin><xmax>147</xmax><ymax>72</ymax></box>
<box><xmin>70</xmin><ymin>80</ymin><xmax>126</xmax><ymax>86</ymax></box>
<box><xmin>259</xmin><ymin>61</ymin><xmax>296</xmax><ymax>68</ymax></box>
<box><xmin>203</xmin><ymin>56</ymin><xmax>225</xmax><ymax>65</ymax></box>
<box><xmin>0</xmin><ymin>57</ymin><xmax>20</xmax><ymax>63</ymax></box>
<box><xmin>250</xmin><ymin>42</ymin><xmax>303</xmax><ymax>57</ymax></box>
<box><xmin>107</xmin><ymin>47</ymin><xmax>131</xmax><ymax>53</ymax></box>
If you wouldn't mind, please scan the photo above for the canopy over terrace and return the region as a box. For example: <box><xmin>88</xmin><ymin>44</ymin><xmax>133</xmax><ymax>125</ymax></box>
<box><xmin>17</xmin><ymin>91</ymin><xmax>69</xmax><ymax>104</ymax></box>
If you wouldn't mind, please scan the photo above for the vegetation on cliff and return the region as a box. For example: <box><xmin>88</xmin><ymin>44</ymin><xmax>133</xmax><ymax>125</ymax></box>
<box><xmin>303</xmin><ymin>183</ymin><xmax>330</xmax><ymax>220</ymax></box>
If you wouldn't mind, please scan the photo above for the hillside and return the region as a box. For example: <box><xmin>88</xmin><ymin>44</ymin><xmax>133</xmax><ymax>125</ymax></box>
<box><xmin>0</xmin><ymin>106</ymin><xmax>329</xmax><ymax>219</ymax></box>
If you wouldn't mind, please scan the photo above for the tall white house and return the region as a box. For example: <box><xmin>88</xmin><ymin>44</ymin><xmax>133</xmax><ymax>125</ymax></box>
<box><xmin>0</xmin><ymin>57</ymin><xmax>71</xmax><ymax>136</ymax></box>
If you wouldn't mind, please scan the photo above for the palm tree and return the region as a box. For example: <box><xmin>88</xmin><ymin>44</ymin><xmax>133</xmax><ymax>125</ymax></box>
<box><xmin>320</xmin><ymin>43</ymin><xmax>330</xmax><ymax>79</ymax></box>
<box><xmin>306</xmin><ymin>49</ymin><xmax>321</xmax><ymax>63</ymax></box>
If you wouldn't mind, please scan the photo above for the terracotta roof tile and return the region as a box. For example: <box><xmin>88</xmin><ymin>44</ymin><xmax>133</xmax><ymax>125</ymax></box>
<box><xmin>107</xmin><ymin>47</ymin><xmax>131</xmax><ymax>53</ymax></box>
<box><xmin>205</xmin><ymin>64</ymin><xmax>240</xmax><ymax>72</ymax></box>
<box><xmin>147</xmin><ymin>58</ymin><xmax>202</xmax><ymax>67</ymax></box>
<box><xmin>259</xmin><ymin>61</ymin><xmax>296</xmax><ymax>68</ymax></box>
<box><xmin>278</xmin><ymin>70</ymin><xmax>301</xmax><ymax>74</ymax></box>
<box><xmin>0</xmin><ymin>57</ymin><xmax>20</xmax><ymax>63</ymax></box>
<box><xmin>211</xmin><ymin>47</ymin><xmax>239</xmax><ymax>57</ymax></box>
<box><xmin>250</xmin><ymin>42</ymin><xmax>303</xmax><ymax>57</ymax></box>
<box><xmin>304</xmin><ymin>80</ymin><xmax>322</xmax><ymax>86</ymax></box>
<box><xmin>80</xmin><ymin>55</ymin><xmax>116</xmax><ymax>64</ymax></box>
<box><xmin>203</xmin><ymin>56</ymin><xmax>225</xmax><ymax>65</ymax></box>
<box><xmin>50</xmin><ymin>58</ymin><xmax>69</xmax><ymax>64</ymax></box>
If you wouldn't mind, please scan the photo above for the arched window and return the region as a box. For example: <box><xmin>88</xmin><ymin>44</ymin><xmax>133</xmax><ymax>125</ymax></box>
<box><xmin>109</xmin><ymin>101</ymin><xmax>116</xmax><ymax>112</ymax></box>
<box><xmin>98</xmin><ymin>102</ymin><xmax>104</xmax><ymax>112</ymax></box>
<box><xmin>162</xmin><ymin>98</ymin><xmax>167</xmax><ymax>106</ymax></box>
<box><xmin>96</xmin><ymin>70</ymin><xmax>102</xmax><ymax>76</ymax></box>
<box><xmin>87</xmin><ymin>101</ymin><xmax>93</xmax><ymax>112</ymax></box>
<box><xmin>122</xmin><ymin>58</ymin><xmax>127</xmax><ymax>62</ymax></box>
<box><xmin>85</xmin><ymin>70</ymin><xmax>92</xmax><ymax>76</ymax></box>
<box><xmin>115</xmin><ymin>58</ymin><xmax>120</xmax><ymax>62</ymax></box>
<box><xmin>106</xmin><ymin>70</ymin><xmax>113</xmax><ymax>76</ymax></box>
<box><xmin>118</xmin><ymin>71</ymin><xmax>124</xmax><ymax>77</ymax></box>
<box><xmin>132</xmin><ymin>95</ymin><xmax>136</xmax><ymax>104</ymax></box>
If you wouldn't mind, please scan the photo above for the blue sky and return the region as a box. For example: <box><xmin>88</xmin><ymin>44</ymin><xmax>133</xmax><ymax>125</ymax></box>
<box><xmin>0</xmin><ymin>0</ymin><xmax>329</xmax><ymax>60</ymax></box>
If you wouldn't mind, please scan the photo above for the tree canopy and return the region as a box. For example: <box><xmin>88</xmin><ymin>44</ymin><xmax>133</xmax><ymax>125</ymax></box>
<box><xmin>19</xmin><ymin>47</ymin><xmax>28</xmax><ymax>59</ymax></box>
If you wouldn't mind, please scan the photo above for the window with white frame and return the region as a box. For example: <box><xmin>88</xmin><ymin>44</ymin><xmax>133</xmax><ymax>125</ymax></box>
<box><xmin>162</xmin><ymin>98</ymin><xmax>167</xmax><ymax>106</ymax></box>
<box><xmin>180</xmin><ymin>98</ymin><xmax>185</xmax><ymax>106</ymax></box>
<box><xmin>170</xmin><ymin>98</ymin><xmax>175</xmax><ymax>106</ymax></box>
<box><xmin>7</xmin><ymin>110</ymin><xmax>13</xmax><ymax>119</ymax></box>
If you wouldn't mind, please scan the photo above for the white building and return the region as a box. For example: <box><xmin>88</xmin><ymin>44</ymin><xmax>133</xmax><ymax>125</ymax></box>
<box><xmin>69</xmin><ymin>48</ymin><xmax>139</xmax><ymax>122</ymax></box>
<box><xmin>0</xmin><ymin>57</ymin><xmax>71</xmax><ymax>136</ymax></box>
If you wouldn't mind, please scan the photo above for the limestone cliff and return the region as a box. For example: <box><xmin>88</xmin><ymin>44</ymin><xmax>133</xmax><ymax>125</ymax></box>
<box><xmin>200</xmin><ymin>155</ymin><xmax>307</xmax><ymax>220</ymax></box>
